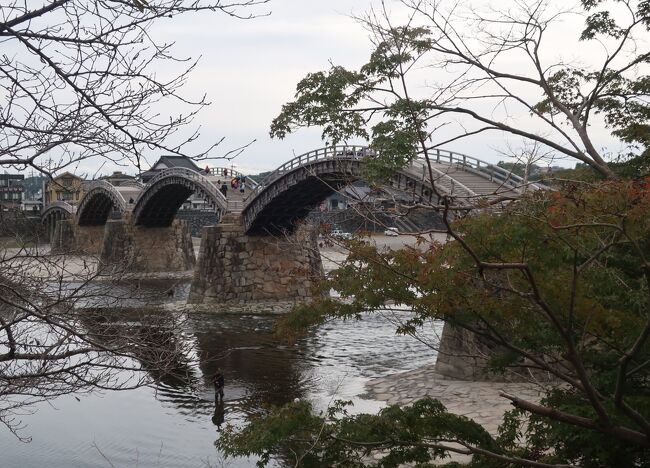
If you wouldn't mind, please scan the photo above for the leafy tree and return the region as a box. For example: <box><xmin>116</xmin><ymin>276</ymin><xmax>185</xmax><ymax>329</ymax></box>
<box><xmin>221</xmin><ymin>181</ymin><xmax>650</xmax><ymax>467</ymax></box>
<box><xmin>219</xmin><ymin>0</ymin><xmax>650</xmax><ymax>466</ymax></box>
<box><xmin>271</xmin><ymin>0</ymin><xmax>649</xmax><ymax>180</ymax></box>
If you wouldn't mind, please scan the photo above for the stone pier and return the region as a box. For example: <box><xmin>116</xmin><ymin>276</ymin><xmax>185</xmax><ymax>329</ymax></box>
<box><xmin>188</xmin><ymin>214</ymin><xmax>323</xmax><ymax>304</ymax></box>
<box><xmin>434</xmin><ymin>322</ymin><xmax>495</xmax><ymax>380</ymax></box>
<box><xmin>434</xmin><ymin>322</ymin><xmax>557</xmax><ymax>382</ymax></box>
<box><xmin>50</xmin><ymin>219</ymin><xmax>105</xmax><ymax>255</ymax></box>
<box><xmin>100</xmin><ymin>215</ymin><xmax>195</xmax><ymax>273</ymax></box>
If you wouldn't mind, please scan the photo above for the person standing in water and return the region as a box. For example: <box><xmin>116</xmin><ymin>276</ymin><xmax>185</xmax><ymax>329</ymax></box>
<box><xmin>213</xmin><ymin>369</ymin><xmax>225</xmax><ymax>402</ymax></box>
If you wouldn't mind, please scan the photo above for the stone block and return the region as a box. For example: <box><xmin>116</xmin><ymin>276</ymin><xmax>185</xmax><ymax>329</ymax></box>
<box><xmin>100</xmin><ymin>218</ymin><xmax>195</xmax><ymax>273</ymax></box>
<box><xmin>188</xmin><ymin>215</ymin><xmax>324</xmax><ymax>305</ymax></box>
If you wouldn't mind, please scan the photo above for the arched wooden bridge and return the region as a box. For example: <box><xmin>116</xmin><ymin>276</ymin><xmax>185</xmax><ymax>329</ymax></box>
<box><xmin>45</xmin><ymin>145</ymin><xmax>544</xmax><ymax>235</ymax></box>
<box><xmin>242</xmin><ymin>146</ymin><xmax>545</xmax><ymax>234</ymax></box>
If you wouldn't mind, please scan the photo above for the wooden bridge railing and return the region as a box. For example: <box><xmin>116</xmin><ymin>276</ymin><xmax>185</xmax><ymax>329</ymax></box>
<box><xmin>208</xmin><ymin>167</ymin><xmax>260</xmax><ymax>190</ymax></box>
<box><xmin>82</xmin><ymin>180</ymin><xmax>128</xmax><ymax>213</ymax></box>
<box><xmin>424</xmin><ymin>148</ymin><xmax>548</xmax><ymax>192</ymax></box>
<box><xmin>244</xmin><ymin>144</ymin><xmax>550</xmax><ymax>210</ymax></box>
<box><xmin>43</xmin><ymin>201</ymin><xmax>77</xmax><ymax>215</ymax></box>
<box><xmin>246</xmin><ymin>145</ymin><xmax>370</xmax><ymax>202</ymax></box>
<box><xmin>138</xmin><ymin>167</ymin><xmax>228</xmax><ymax>212</ymax></box>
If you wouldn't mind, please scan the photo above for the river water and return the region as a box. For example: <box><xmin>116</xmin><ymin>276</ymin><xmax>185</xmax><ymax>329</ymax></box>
<box><xmin>1</xmin><ymin>280</ymin><xmax>441</xmax><ymax>468</ymax></box>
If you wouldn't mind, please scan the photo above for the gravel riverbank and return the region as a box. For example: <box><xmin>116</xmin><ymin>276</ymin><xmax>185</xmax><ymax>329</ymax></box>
<box><xmin>364</xmin><ymin>364</ymin><xmax>545</xmax><ymax>436</ymax></box>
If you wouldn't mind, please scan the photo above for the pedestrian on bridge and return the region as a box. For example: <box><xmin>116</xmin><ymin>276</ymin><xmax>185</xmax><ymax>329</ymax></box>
<box><xmin>240</xmin><ymin>181</ymin><xmax>245</xmax><ymax>194</ymax></box>
<box><xmin>220</xmin><ymin>183</ymin><xmax>228</xmax><ymax>198</ymax></box>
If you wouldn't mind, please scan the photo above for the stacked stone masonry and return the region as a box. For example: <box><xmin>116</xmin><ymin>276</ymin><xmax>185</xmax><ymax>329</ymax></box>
<box><xmin>435</xmin><ymin>322</ymin><xmax>557</xmax><ymax>383</ymax></box>
<box><xmin>51</xmin><ymin>219</ymin><xmax>104</xmax><ymax>255</ymax></box>
<box><xmin>189</xmin><ymin>214</ymin><xmax>324</xmax><ymax>304</ymax></box>
<box><xmin>100</xmin><ymin>215</ymin><xmax>195</xmax><ymax>273</ymax></box>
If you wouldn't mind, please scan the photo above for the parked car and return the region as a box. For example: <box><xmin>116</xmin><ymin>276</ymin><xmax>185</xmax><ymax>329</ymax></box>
<box><xmin>332</xmin><ymin>229</ymin><xmax>352</xmax><ymax>239</ymax></box>
<box><xmin>384</xmin><ymin>227</ymin><xmax>399</xmax><ymax>236</ymax></box>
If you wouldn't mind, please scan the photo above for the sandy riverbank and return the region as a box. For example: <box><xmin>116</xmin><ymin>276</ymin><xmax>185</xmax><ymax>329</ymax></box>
<box><xmin>319</xmin><ymin>232</ymin><xmax>447</xmax><ymax>271</ymax></box>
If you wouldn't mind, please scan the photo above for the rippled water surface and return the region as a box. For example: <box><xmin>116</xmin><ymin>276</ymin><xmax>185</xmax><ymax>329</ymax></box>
<box><xmin>1</xmin><ymin>281</ymin><xmax>441</xmax><ymax>467</ymax></box>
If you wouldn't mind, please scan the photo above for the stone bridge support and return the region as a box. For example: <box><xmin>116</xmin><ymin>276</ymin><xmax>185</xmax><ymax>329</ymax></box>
<box><xmin>100</xmin><ymin>214</ymin><xmax>195</xmax><ymax>273</ymax></box>
<box><xmin>434</xmin><ymin>322</ymin><xmax>556</xmax><ymax>382</ymax></box>
<box><xmin>188</xmin><ymin>214</ymin><xmax>323</xmax><ymax>304</ymax></box>
<box><xmin>50</xmin><ymin>219</ymin><xmax>105</xmax><ymax>255</ymax></box>
<box><xmin>434</xmin><ymin>323</ymin><xmax>495</xmax><ymax>380</ymax></box>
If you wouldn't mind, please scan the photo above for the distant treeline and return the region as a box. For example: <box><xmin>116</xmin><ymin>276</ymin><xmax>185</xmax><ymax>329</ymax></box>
<box><xmin>22</xmin><ymin>176</ymin><xmax>46</xmax><ymax>199</ymax></box>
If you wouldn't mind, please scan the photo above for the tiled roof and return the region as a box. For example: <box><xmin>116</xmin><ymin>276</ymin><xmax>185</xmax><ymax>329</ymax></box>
<box><xmin>155</xmin><ymin>156</ymin><xmax>201</xmax><ymax>171</ymax></box>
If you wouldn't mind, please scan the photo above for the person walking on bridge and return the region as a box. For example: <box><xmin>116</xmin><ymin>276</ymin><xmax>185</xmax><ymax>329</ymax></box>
<box><xmin>220</xmin><ymin>183</ymin><xmax>228</xmax><ymax>198</ymax></box>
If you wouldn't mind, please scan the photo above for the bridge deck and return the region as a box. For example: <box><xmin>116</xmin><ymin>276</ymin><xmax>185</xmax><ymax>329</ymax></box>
<box><xmin>405</xmin><ymin>160</ymin><xmax>519</xmax><ymax>198</ymax></box>
<box><xmin>205</xmin><ymin>175</ymin><xmax>247</xmax><ymax>213</ymax></box>
<box><xmin>46</xmin><ymin>146</ymin><xmax>541</xmax><ymax>232</ymax></box>
<box><xmin>226</xmin><ymin>188</ymin><xmax>245</xmax><ymax>213</ymax></box>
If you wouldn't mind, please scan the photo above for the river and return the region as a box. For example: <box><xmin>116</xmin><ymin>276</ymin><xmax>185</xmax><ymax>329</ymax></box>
<box><xmin>0</xmin><ymin>279</ymin><xmax>441</xmax><ymax>467</ymax></box>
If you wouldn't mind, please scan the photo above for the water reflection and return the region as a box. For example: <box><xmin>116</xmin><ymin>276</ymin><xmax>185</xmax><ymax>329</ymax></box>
<box><xmin>212</xmin><ymin>399</ymin><xmax>225</xmax><ymax>430</ymax></box>
<box><xmin>80</xmin><ymin>308</ymin><xmax>199</xmax><ymax>390</ymax></box>
<box><xmin>191</xmin><ymin>313</ymin><xmax>306</xmax><ymax>411</ymax></box>
<box><xmin>0</xmin><ymin>280</ymin><xmax>441</xmax><ymax>467</ymax></box>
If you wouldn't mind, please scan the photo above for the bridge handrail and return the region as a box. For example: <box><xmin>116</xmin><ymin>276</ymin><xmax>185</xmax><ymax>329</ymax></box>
<box><xmin>247</xmin><ymin>145</ymin><xmax>369</xmax><ymax>201</ymax></box>
<box><xmin>83</xmin><ymin>180</ymin><xmax>128</xmax><ymax>212</ymax></box>
<box><xmin>209</xmin><ymin>167</ymin><xmax>260</xmax><ymax>189</ymax></box>
<box><xmin>424</xmin><ymin>148</ymin><xmax>548</xmax><ymax>191</ymax></box>
<box><xmin>141</xmin><ymin>167</ymin><xmax>228</xmax><ymax>210</ymax></box>
<box><xmin>413</xmin><ymin>160</ymin><xmax>477</xmax><ymax>198</ymax></box>
<box><xmin>43</xmin><ymin>201</ymin><xmax>76</xmax><ymax>214</ymax></box>
<box><xmin>245</xmin><ymin>145</ymin><xmax>548</xmax><ymax>209</ymax></box>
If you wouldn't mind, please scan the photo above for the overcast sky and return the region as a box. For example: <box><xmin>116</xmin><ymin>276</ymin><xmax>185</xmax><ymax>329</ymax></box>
<box><xmin>147</xmin><ymin>0</ymin><xmax>385</xmax><ymax>175</ymax></box>
<box><xmin>87</xmin><ymin>0</ymin><xmax>632</xmax><ymax>176</ymax></box>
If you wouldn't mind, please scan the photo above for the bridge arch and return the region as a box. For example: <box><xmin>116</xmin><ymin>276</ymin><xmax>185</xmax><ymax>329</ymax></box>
<box><xmin>132</xmin><ymin>168</ymin><xmax>227</xmax><ymax>227</ymax></box>
<box><xmin>41</xmin><ymin>202</ymin><xmax>76</xmax><ymax>241</ymax></box>
<box><xmin>76</xmin><ymin>181</ymin><xmax>141</xmax><ymax>226</ymax></box>
<box><xmin>242</xmin><ymin>146</ymin><xmax>540</xmax><ymax>235</ymax></box>
<box><xmin>41</xmin><ymin>201</ymin><xmax>75</xmax><ymax>220</ymax></box>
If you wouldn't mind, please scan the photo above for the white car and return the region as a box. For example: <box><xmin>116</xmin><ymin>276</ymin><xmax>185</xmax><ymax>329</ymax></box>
<box><xmin>331</xmin><ymin>229</ymin><xmax>352</xmax><ymax>239</ymax></box>
<box><xmin>384</xmin><ymin>227</ymin><xmax>399</xmax><ymax>236</ymax></box>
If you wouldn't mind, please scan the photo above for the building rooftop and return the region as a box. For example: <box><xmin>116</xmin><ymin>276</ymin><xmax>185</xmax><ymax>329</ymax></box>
<box><xmin>139</xmin><ymin>155</ymin><xmax>203</xmax><ymax>182</ymax></box>
<box><xmin>154</xmin><ymin>155</ymin><xmax>201</xmax><ymax>171</ymax></box>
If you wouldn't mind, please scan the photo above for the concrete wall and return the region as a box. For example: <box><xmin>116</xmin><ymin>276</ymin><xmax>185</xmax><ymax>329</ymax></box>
<box><xmin>188</xmin><ymin>214</ymin><xmax>323</xmax><ymax>304</ymax></box>
<box><xmin>100</xmin><ymin>216</ymin><xmax>195</xmax><ymax>273</ymax></box>
<box><xmin>0</xmin><ymin>212</ymin><xmax>43</xmax><ymax>241</ymax></box>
